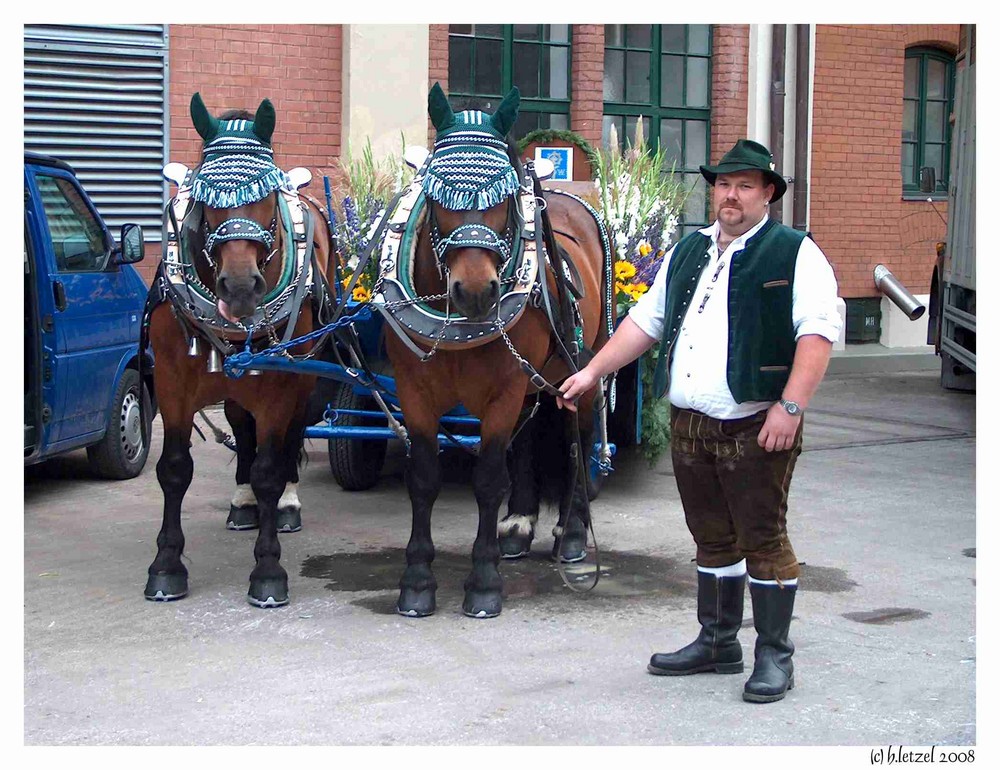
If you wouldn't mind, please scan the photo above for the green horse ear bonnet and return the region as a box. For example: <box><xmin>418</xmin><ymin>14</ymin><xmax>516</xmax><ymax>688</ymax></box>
<box><xmin>422</xmin><ymin>83</ymin><xmax>522</xmax><ymax>211</ymax></box>
<box><xmin>189</xmin><ymin>92</ymin><xmax>289</xmax><ymax>208</ymax></box>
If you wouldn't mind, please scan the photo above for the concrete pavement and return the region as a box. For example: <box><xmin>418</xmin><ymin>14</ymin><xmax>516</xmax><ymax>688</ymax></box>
<box><xmin>23</xmin><ymin>369</ymin><xmax>976</xmax><ymax>746</ymax></box>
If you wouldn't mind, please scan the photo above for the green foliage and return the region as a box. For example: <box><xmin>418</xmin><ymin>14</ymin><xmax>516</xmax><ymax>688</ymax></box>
<box><xmin>639</xmin><ymin>344</ymin><xmax>672</xmax><ymax>466</ymax></box>
<box><xmin>330</xmin><ymin>135</ymin><xmax>413</xmax><ymax>290</ymax></box>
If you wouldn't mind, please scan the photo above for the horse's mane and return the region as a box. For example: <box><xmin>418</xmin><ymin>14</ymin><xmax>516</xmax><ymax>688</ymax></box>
<box><xmin>218</xmin><ymin>108</ymin><xmax>255</xmax><ymax>122</ymax></box>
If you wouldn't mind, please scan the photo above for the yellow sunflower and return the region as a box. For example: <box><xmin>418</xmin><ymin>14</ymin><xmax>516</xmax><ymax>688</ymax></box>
<box><xmin>352</xmin><ymin>286</ymin><xmax>372</xmax><ymax>303</ymax></box>
<box><xmin>614</xmin><ymin>260</ymin><xmax>637</xmax><ymax>281</ymax></box>
<box><xmin>628</xmin><ymin>282</ymin><xmax>649</xmax><ymax>301</ymax></box>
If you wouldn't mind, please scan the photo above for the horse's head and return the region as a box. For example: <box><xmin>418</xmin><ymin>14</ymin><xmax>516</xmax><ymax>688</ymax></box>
<box><xmin>430</xmin><ymin>199</ymin><xmax>512</xmax><ymax>321</ymax></box>
<box><xmin>423</xmin><ymin>83</ymin><xmax>522</xmax><ymax>322</ymax></box>
<box><xmin>188</xmin><ymin>92</ymin><xmax>285</xmax><ymax>323</ymax></box>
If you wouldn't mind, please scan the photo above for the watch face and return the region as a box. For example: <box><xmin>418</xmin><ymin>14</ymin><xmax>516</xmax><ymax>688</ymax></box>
<box><xmin>784</xmin><ymin>401</ymin><xmax>800</xmax><ymax>415</ymax></box>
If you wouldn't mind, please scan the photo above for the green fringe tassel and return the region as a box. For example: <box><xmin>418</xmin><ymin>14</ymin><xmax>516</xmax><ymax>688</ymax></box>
<box><xmin>422</xmin><ymin>169</ymin><xmax>520</xmax><ymax>211</ymax></box>
<box><xmin>191</xmin><ymin>168</ymin><xmax>287</xmax><ymax>208</ymax></box>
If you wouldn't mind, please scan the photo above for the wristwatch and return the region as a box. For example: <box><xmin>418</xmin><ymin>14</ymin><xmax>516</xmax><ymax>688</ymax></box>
<box><xmin>778</xmin><ymin>398</ymin><xmax>803</xmax><ymax>416</ymax></box>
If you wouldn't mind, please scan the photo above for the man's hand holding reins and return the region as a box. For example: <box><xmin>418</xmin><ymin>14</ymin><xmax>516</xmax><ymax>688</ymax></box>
<box><xmin>558</xmin><ymin>368</ymin><xmax>599</xmax><ymax>412</ymax></box>
<box><xmin>556</xmin><ymin>316</ymin><xmax>658</xmax><ymax>412</ymax></box>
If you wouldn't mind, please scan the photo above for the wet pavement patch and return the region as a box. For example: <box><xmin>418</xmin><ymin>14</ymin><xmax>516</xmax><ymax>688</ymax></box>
<box><xmin>301</xmin><ymin>550</ymin><xmax>858</xmax><ymax>615</ymax></box>
<box><xmin>798</xmin><ymin>564</ymin><xmax>859</xmax><ymax>593</ymax></box>
<box><xmin>842</xmin><ymin>607</ymin><xmax>931</xmax><ymax>625</ymax></box>
<box><xmin>301</xmin><ymin>547</ymin><xmax>698</xmax><ymax>614</ymax></box>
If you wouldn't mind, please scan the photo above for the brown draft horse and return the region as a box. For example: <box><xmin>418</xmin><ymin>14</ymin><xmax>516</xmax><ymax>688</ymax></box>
<box><xmin>144</xmin><ymin>96</ymin><xmax>334</xmax><ymax>607</ymax></box>
<box><xmin>385</xmin><ymin>86</ymin><xmax>610</xmax><ymax>618</ymax></box>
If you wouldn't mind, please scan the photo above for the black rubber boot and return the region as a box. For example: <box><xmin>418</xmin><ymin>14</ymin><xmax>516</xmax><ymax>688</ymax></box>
<box><xmin>648</xmin><ymin>569</ymin><xmax>746</xmax><ymax>676</ymax></box>
<box><xmin>743</xmin><ymin>581</ymin><xmax>796</xmax><ymax>703</ymax></box>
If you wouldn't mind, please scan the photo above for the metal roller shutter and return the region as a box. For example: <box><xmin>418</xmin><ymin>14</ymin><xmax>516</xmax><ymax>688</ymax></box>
<box><xmin>24</xmin><ymin>25</ymin><xmax>168</xmax><ymax>231</ymax></box>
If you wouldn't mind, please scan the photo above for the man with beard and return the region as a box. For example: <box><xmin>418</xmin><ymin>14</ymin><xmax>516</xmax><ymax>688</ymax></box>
<box><xmin>558</xmin><ymin>139</ymin><xmax>841</xmax><ymax>703</ymax></box>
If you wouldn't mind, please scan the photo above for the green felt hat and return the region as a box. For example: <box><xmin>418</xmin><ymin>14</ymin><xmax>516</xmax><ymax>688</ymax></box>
<box><xmin>699</xmin><ymin>139</ymin><xmax>787</xmax><ymax>203</ymax></box>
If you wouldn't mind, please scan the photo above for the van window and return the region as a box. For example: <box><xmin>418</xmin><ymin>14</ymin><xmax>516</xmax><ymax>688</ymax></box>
<box><xmin>35</xmin><ymin>174</ymin><xmax>110</xmax><ymax>272</ymax></box>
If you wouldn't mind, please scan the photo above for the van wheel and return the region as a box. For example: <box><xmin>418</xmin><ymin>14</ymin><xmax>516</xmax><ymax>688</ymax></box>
<box><xmin>87</xmin><ymin>369</ymin><xmax>151</xmax><ymax>480</ymax></box>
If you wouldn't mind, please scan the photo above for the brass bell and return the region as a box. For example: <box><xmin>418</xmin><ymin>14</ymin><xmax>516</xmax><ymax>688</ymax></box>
<box><xmin>207</xmin><ymin>348</ymin><xmax>223</xmax><ymax>373</ymax></box>
<box><xmin>187</xmin><ymin>336</ymin><xmax>201</xmax><ymax>357</ymax></box>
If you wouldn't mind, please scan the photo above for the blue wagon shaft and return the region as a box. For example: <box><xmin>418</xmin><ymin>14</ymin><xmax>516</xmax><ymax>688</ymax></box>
<box><xmin>221</xmin><ymin>306</ymin><xmax>616</xmax><ymax>471</ymax></box>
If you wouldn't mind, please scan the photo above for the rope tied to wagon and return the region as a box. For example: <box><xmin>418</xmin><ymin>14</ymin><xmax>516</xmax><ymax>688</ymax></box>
<box><xmin>223</xmin><ymin>303</ymin><xmax>374</xmax><ymax>378</ymax></box>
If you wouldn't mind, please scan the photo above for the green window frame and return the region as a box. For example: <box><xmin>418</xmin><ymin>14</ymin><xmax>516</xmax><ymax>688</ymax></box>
<box><xmin>447</xmin><ymin>24</ymin><xmax>572</xmax><ymax>140</ymax></box>
<box><xmin>903</xmin><ymin>47</ymin><xmax>955</xmax><ymax>198</ymax></box>
<box><xmin>603</xmin><ymin>24</ymin><xmax>712</xmax><ymax>236</ymax></box>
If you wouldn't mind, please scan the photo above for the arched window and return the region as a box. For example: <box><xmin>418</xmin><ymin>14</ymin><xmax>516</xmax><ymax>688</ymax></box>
<box><xmin>447</xmin><ymin>25</ymin><xmax>571</xmax><ymax>140</ymax></box>
<box><xmin>903</xmin><ymin>47</ymin><xmax>955</xmax><ymax>197</ymax></box>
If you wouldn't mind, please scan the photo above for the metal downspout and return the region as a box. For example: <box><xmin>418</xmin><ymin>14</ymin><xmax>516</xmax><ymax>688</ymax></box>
<box><xmin>792</xmin><ymin>25</ymin><xmax>810</xmax><ymax>232</ymax></box>
<box><xmin>769</xmin><ymin>24</ymin><xmax>786</xmax><ymax>223</ymax></box>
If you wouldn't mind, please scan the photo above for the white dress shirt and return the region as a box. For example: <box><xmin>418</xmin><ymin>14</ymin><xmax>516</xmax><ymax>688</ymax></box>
<box><xmin>628</xmin><ymin>215</ymin><xmax>842</xmax><ymax>420</ymax></box>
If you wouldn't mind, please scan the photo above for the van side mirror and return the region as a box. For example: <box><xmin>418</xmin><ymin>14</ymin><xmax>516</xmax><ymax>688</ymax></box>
<box><xmin>919</xmin><ymin>166</ymin><xmax>936</xmax><ymax>195</ymax></box>
<box><xmin>116</xmin><ymin>223</ymin><xmax>145</xmax><ymax>264</ymax></box>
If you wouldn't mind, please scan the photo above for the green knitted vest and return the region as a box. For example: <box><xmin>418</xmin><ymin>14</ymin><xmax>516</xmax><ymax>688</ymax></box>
<box><xmin>651</xmin><ymin>219</ymin><xmax>806</xmax><ymax>404</ymax></box>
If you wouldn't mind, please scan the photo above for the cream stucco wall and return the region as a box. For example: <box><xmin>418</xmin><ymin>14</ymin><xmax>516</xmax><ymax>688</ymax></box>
<box><xmin>342</xmin><ymin>25</ymin><xmax>429</xmax><ymax>162</ymax></box>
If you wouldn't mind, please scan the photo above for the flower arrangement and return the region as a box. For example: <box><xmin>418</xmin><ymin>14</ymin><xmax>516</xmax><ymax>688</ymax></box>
<box><xmin>327</xmin><ymin>138</ymin><xmax>412</xmax><ymax>302</ymax></box>
<box><xmin>594</xmin><ymin>120</ymin><xmax>690</xmax><ymax>465</ymax></box>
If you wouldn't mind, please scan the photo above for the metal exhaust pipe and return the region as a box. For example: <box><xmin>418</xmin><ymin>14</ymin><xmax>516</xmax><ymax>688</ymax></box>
<box><xmin>873</xmin><ymin>264</ymin><xmax>926</xmax><ymax>321</ymax></box>
<box><xmin>207</xmin><ymin>348</ymin><xmax>223</xmax><ymax>373</ymax></box>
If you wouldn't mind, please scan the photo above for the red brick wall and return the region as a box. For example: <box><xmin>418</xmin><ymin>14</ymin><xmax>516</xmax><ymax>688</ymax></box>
<box><xmin>570</xmin><ymin>25</ymin><xmax>604</xmax><ymax>149</ymax></box>
<box><xmin>810</xmin><ymin>24</ymin><xmax>960</xmax><ymax>298</ymax></box>
<box><xmin>428</xmin><ymin>24</ymin><xmax>450</xmax><ymax>144</ymax></box>
<box><xmin>711</xmin><ymin>25</ymin><xmax>750</xmax><ymax>163</ymax></box>
<box><xmin>141</xmin><ymin>24</ymin><xmax>342</xmax><ymax>283</ymax></box>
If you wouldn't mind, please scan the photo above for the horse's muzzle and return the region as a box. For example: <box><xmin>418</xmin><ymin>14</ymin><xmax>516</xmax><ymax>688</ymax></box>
<box><xmin>451</xmin><ymin>278</ymin><xmax>500</xmax><ymax>322</ymax></box>
<box><xmin>216</xmin><ymin>272</ymin><xmax>266</xmax><ymax>321</ymax></box>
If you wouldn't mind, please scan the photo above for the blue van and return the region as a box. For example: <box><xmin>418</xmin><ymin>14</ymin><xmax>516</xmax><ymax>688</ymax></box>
<box><xmin>24</xmin><ymin>151</ymin><xmax>155</xmax><ymax>478</ymax></box>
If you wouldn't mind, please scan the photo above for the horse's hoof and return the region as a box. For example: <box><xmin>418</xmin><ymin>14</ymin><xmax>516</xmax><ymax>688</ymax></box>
<box><xmin>558</xmin><ymin>549</ymin><xmax>587</xmax><ymax>564</ymax></box>
<box><xmin>276</xmin><ymin>506</ymin><xmax>302</xmax><ymax>533</ymax></box>
<box><xmin>396</xmin><ymin>587</ymin><xmax>436</xmax><ymax>617</ymax></box>
<box><xmin>551</xmin><ymin>540</ymin><xmax>588</xmax><ymax>563</ymax></box>
<box><xmin>247</xmin><ymin>577</ymin><xmax>289</xmax><ymax>608</ymax></box>
<box><xmin>552</xmin><ymin>520</ymin><xmax>588</xmax><ymax>563</ymax></box>
<box><xmin>462</xmin><ymin>590</ymin><xmax>502</xmax><ymax>619</ymax></box>
<box><xmin>499</xmin><ymin>533</ymin><xmax>532</xmax><ymax>560</ymax></box>
<box><xmin>144</xmin><ymin>572</ymin><xmax>188</xmax><ymax>601</ymax></box>
<box><xmin>227</xmin><ymin>504</ymin><xmax>259</xmax><ymax>531</ymax></box>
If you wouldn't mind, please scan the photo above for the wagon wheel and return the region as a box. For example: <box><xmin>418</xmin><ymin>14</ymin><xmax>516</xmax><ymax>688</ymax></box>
<box><xmin>327</xmin><ymin>381</ymin><xmax>388</xmax><ymax>491</ymax></box>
